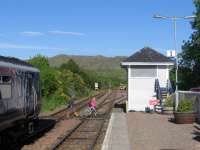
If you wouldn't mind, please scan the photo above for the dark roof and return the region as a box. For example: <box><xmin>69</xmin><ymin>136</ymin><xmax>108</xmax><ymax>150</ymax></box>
<box><xmin>0</xmin><ymin>55</ymin><xmax>33</xmax><ymax>67</ymax></box>
<box><xmin>124</xmin><ymin>47</ymin><xmax>174</xmax><ymax>63</ymax></box>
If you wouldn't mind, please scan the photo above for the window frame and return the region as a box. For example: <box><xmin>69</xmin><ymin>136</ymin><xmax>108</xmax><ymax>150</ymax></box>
<box><xmin>0</xmin><ymin>74</ymin><xmax>12</xmax><ymax>100</ymax></box>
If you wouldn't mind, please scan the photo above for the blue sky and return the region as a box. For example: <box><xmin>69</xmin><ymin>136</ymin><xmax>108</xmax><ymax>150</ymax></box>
<box><xmin>0</xmin><ymin>0</ymin><xmax>195</xmax><ymax>59</ymax></box>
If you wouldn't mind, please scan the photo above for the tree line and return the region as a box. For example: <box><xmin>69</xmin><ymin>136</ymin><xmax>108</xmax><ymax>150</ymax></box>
<box><xmin>28</xmin><ymin>55</ymin><xmax>124</xmax><ymax>112</ymax></box>
<box><xmin>170</xmin><ymin>0</ymin><xmax>200</xmax><ymax>90</ymax></box>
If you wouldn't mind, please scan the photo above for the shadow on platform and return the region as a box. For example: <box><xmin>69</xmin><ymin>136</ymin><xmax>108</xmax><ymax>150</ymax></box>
<box><xmin>2</xmin><ymin>118</ymin><xmax>56</xmax><ymax>150</ymax></box>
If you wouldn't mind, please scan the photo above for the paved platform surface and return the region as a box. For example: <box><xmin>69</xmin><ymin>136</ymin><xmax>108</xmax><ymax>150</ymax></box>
<box><xmin>102</xmin><ymin>112</ymin><xmax>131</xmax><ymax>150</ymax></box>
<box><xmin>127</xmin><ymin>112</ymin><xmax>200</xmax><ymax>150</ymax></box>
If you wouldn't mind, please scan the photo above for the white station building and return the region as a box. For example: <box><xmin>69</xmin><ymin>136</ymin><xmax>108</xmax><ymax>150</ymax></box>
<box><xmin>121</xmin><ymin>47</ymin><xmax>174</xmax><ymax>111</ymax></box>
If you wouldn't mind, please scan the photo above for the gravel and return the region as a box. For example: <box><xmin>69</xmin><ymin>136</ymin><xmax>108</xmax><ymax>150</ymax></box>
<box><xmin>22</xmin><ymin>119</ymin><xmax>81</xmax><ymax>150</ymax></box>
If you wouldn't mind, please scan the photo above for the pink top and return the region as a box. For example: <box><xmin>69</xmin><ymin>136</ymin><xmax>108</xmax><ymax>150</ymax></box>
<box><xmin>88</xmin><ymin>97</ymin><xmax>96</xmax><ymax>108</ymax></box>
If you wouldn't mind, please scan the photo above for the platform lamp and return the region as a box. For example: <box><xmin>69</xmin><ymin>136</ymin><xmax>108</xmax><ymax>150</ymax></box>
<box><xmin>153</xmin><ymin>14</ymin><xmax>196</xmax><ymax>110</ymax></box>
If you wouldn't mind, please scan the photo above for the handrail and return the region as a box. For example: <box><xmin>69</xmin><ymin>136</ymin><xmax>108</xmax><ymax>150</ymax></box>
<box><xmin>155</xmin><ymin>79</ymin><xmax>174</xmax><ymax>113</ymax></box>
<box><xmin>155</xmin><ymin>79</ymin><xmax>162</xmax><ymax>103</ymax></box>
<box><xmin>154</xmin><ymin>79</ymin><xmax>164</xmax><ymax>113</ymax></box>
<box><xmin>167</xmin><ymin>79</ymin><xmax>174</xmax><ymax>94</ymax></box>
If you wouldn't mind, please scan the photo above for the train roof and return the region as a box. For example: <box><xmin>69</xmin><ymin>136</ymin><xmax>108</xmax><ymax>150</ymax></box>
<box><xmin>0</xmin><ymin>56</ymin><xmax>39</xmax><ymax>72</ymax></box>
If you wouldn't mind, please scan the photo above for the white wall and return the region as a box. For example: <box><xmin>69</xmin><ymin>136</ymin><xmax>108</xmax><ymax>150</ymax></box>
<box><xmin>157</xmin><ymin>65</ymin><xmax>167</xmax><ymax>87</ymax></box>
<box><xmin>128</xmin><ymin>77</ymin><xmax>155</xmax><ymax>111</ymax></box>
<box><xmin>128</xmin><ymin>77</ymin><xmax>134</xmax><ymax>111</ymax></box>
<box><xmin>128</xmin><ymin>66</ymin><xmax>133</xmax><ymax>111</ymax></box>
<box><xmin>127</xmin><ymin>65</ymin><xmax>170</xmax><ymax>111</ymax></box>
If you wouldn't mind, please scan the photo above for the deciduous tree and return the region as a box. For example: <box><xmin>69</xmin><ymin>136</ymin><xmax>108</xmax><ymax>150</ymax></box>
<box><xmin>179</xmin><ymin>0</ymin><xmax>200</xmax><ymax>89</ymax></box>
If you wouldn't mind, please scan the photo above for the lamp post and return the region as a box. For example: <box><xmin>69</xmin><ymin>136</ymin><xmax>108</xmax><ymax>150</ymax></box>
<box><xmin>153</xmin><ymin>14</ymin><xmax>196</xmax><ymax>110</ymax></box>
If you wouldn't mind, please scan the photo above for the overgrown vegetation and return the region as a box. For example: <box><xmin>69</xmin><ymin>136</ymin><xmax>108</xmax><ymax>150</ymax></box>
<box><xmin>170</xmin><ymin>0</ymin><xmax>200</xmax><ymax>90</ymax></box>
<box><xmin>177</xmin><ymin>99</ymin><xmax>194</xmax><ymax>112</ymax></box>
<box><xmin>28</xmin><ymin>55</ymin><xmax>125</xmax><ymax>112</ymax></box>
<box><xmin>164</xmin><ymin>96</ymin><xmax>173</xmax><ymax>107</ymax></box>
<box><xmin>48</xmin><ymin>55</ymin><xmax>127</xmax><ymax>83</ymax></box>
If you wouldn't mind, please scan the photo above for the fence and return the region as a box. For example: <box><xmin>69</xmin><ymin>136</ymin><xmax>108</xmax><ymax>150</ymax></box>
<box><xmin>172</xmin><ymin>91</ymin><xmax>200</xmax><ymax>122</ymax></box>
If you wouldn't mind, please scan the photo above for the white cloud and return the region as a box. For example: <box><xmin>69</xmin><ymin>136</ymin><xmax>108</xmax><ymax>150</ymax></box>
<box><xmin>0</xmin><ymin>43</ymin><xmax>62</xmax><ymax>50</ymax></box>
<box><xmin>48</xmin><ymin>30</ymin><xmax>85</xmax><ymax>36</ymax></box>
<box><xmin>20</xmin><ymin>31</ymin><xmax>44</xmax><ymax>36</ymax></box>
<box><xmin>20</xmin><ymin>30</ymin><xmax>85</xmax><ymax>37</ymax></box>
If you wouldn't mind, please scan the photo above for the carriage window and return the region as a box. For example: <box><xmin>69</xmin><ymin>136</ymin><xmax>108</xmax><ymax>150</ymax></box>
<box><xmin>2</xmin><ymin>76</ymin><xmax>11</xmax><ymax>83</ymax></box>
<box><xmin>0</xmin><ymin>75</ymin><xmax>12</xmax><ymax>99</ymax></box>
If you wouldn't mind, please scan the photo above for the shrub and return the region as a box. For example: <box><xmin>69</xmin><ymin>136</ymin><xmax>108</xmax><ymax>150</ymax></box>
<box><xmin>177</xmin><ymin>99</ymin><xmax>193</xmax><ymax>112</ymax></box>
<box><xmin>41</xmin><ymin>94</ymin><xmax>67</xmax><ymax>112</ymax></box>
<box><xmin>29</xmin><ymin>55</ymin><xmax>124</xmax><ymax>112</ymax></box>
<box><xmin>164</xmin><ymin>96</ymin><xmax>173</xmax><ymax>107</ymax></box>
<box><xmin>28</xmin><ymin>55</ymin><xmax>58</xmax><ymax>97</ymax></box>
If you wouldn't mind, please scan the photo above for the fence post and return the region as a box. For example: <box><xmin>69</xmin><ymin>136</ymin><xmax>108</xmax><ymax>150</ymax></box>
<box><xmin>197</xmin><ymin>96</ymin><xmax>200</xmax><ymax>124</ymax></box>
<box><xmin>175</xmin><ymin>91</ymin><xmax>179</xmax><ymax>111</ymax></box>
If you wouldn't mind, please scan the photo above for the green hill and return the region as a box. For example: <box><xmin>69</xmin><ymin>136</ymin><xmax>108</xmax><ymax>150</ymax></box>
<box><xmin>48</xmin><ymin>54</ymin><xmax>127</xmax><ymax>81</ymax></box>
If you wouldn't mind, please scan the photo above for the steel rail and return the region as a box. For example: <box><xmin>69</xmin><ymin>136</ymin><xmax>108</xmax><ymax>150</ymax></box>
<box><xmin>53</xmin><ymin>90</ymin><xmax>121</xmax><ymax>150</ymax></box>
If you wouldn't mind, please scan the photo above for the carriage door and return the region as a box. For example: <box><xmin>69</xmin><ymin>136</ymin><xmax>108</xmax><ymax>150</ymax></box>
<box><xmin>26</xmin><ymin>73</ymin><xmax>34</xmax><ymax>115</ymax></box>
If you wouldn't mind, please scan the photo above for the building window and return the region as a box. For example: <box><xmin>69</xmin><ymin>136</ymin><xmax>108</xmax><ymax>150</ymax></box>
<box><xmin>0</xmin><ymin>75</ymin><xmax>12</xmax><ymax>99</ymax></box>
<box><xmin>131</xmin><ymin>66</ymin><xmax>157</xmax><ymax>77</ymax></box>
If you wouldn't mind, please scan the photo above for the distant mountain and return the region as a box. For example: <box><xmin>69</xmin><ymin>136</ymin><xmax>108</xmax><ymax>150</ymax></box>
<box><xmin>48</xmin><ymin>54</ymin><xmax>127</xmax><ymax>80</ymax></box>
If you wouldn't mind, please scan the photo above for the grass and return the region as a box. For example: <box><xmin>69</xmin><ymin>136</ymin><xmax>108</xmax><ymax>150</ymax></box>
<box><xmin>41</xmin><ymin>90</ymin><xmax>104</xmax><ymax>113</ymax></box>
<box><xmin>41</xmin><ymin>95</ymin><xmax>67</xmax><ymax>112</ymax></box>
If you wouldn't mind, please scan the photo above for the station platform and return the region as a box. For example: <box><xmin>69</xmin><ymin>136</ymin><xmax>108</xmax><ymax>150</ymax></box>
<box><xmin>102</xmin><ymin>112</ymin><xmax>131</xmax><ymax>150</ymax></box>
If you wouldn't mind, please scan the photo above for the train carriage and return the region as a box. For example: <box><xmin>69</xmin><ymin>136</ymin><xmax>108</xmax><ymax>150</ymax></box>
<box><xmin>0</xmin><ymin>56</ymin><xmax>41</xmax><ymax>134</ymax></box>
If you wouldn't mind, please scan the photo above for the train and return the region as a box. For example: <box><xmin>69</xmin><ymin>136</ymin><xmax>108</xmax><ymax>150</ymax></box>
<box><xmin>0</xmin><ymin>56</ymin><xmax>41</xmax><ymax>139</ymax></box>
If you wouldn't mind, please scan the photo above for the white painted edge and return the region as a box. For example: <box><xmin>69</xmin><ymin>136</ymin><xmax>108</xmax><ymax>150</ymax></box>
<box><xmin>178</xmin><ymin>90</ymin><xmax>200</xmax><ymax>95</ymax></box>
<box><xmin>121</xmin><ymin>62</ymin><xmax>174</xmax><ymax>66</ymax></box>
<box><xmin>101</xmin><ymin>113</ymin><xmax>114</xmax><ymax>150</ymax></box>
<box><xmin>0</xmin><ymin>61</ymin><xmax>39</xmax><ymax>72</ymax></box>
<box><xmin>128</xmin><ymin>77</ymin><xmax>156</xmax><ymax>79</ymax></box>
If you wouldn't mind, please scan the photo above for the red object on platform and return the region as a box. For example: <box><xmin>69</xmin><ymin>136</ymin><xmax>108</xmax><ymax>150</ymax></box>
<box><xmin>149</xmin><ymin>99</ymin><xmax>160</xmax><ymax>105</ymax></box>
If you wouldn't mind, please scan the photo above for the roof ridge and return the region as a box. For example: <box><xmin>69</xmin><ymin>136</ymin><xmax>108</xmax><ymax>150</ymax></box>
<box><xmin>123</xmin><ymin>47</ymin><xmax>174</xmax><ymax>63</ymax></box>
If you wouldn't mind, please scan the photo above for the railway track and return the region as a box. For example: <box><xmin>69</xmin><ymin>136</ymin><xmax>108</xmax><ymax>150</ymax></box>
<box><xmin>5</xmin><ymin>90</ymin><xmax>127</xmax><ymax>150</ymax></box>
<box><xmin>53</xmin><ymin>118</ymin><xmax>105</xmax><ymax>150</ymax></box>
<box><xmin>51</xmin><ymin>91</ymin><xmax>120</xmax><ymax>150</ymax></box>
<box><xmin>4</xmin><ymin>91</ymin><xmax>107</xmax><ymax>150</ymax></box>
<box><xmin>49</xmin><ymin>92</ymin><xmax>106</xmax><ymax>120</ymax></box>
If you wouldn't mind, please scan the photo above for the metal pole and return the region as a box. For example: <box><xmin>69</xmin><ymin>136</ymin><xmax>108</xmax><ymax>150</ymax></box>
<box><xmin>173</xmin><ymin>17</ymin><xmax>179</xmax><ymax>110</ymax></box>
<box><xmin>153</xmin><ymin>14</ymin><xmax>196</xmax><ymax>110</ymax></box>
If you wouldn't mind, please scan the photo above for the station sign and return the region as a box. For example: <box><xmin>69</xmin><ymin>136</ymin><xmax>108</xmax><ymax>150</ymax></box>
<box><xmin>167</xmin><ymin>50</ymin><xmax>176</xmax><ymax>57</ymax></box>
<box><xmin>95</xmin><ymin>82</ymin><xmax>98</xmax><ymax>90</ymax></box>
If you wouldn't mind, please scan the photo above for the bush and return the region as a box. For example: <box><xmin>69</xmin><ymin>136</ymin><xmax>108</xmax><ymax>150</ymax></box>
<box><xmin>177</xmin><ymin>99</ymin><xmax>193</xmax><ymax>112</ymax></box>
<box><xmin>29</xmin><ymin>55</ymin><xmax>124</xmax><ymax>112</ymax></box>
<box><xmin>41</xmin><ymin>94</ymin><xmax>67</xmax><ymax>112</ymax></box>
<box><xmin>28</xmin><ymin>55</ymin><xmax>58</xmax><ymax>97</ymax></box>
<box><xmin>41</xmin><ymin>68</ymin><xmax>58</xmax><ymax>96</ymax></box>
<box><xmin>164</xmin><ymin>96</ymin><xmax>173</xmax><ymax>107</ymax></box>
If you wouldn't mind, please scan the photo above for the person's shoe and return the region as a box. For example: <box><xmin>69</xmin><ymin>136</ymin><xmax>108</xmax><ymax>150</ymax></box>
<box><xmin>73</xmin><ymin>112</ymin><xmax>79</xmax><ymax>117</ymax></box>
